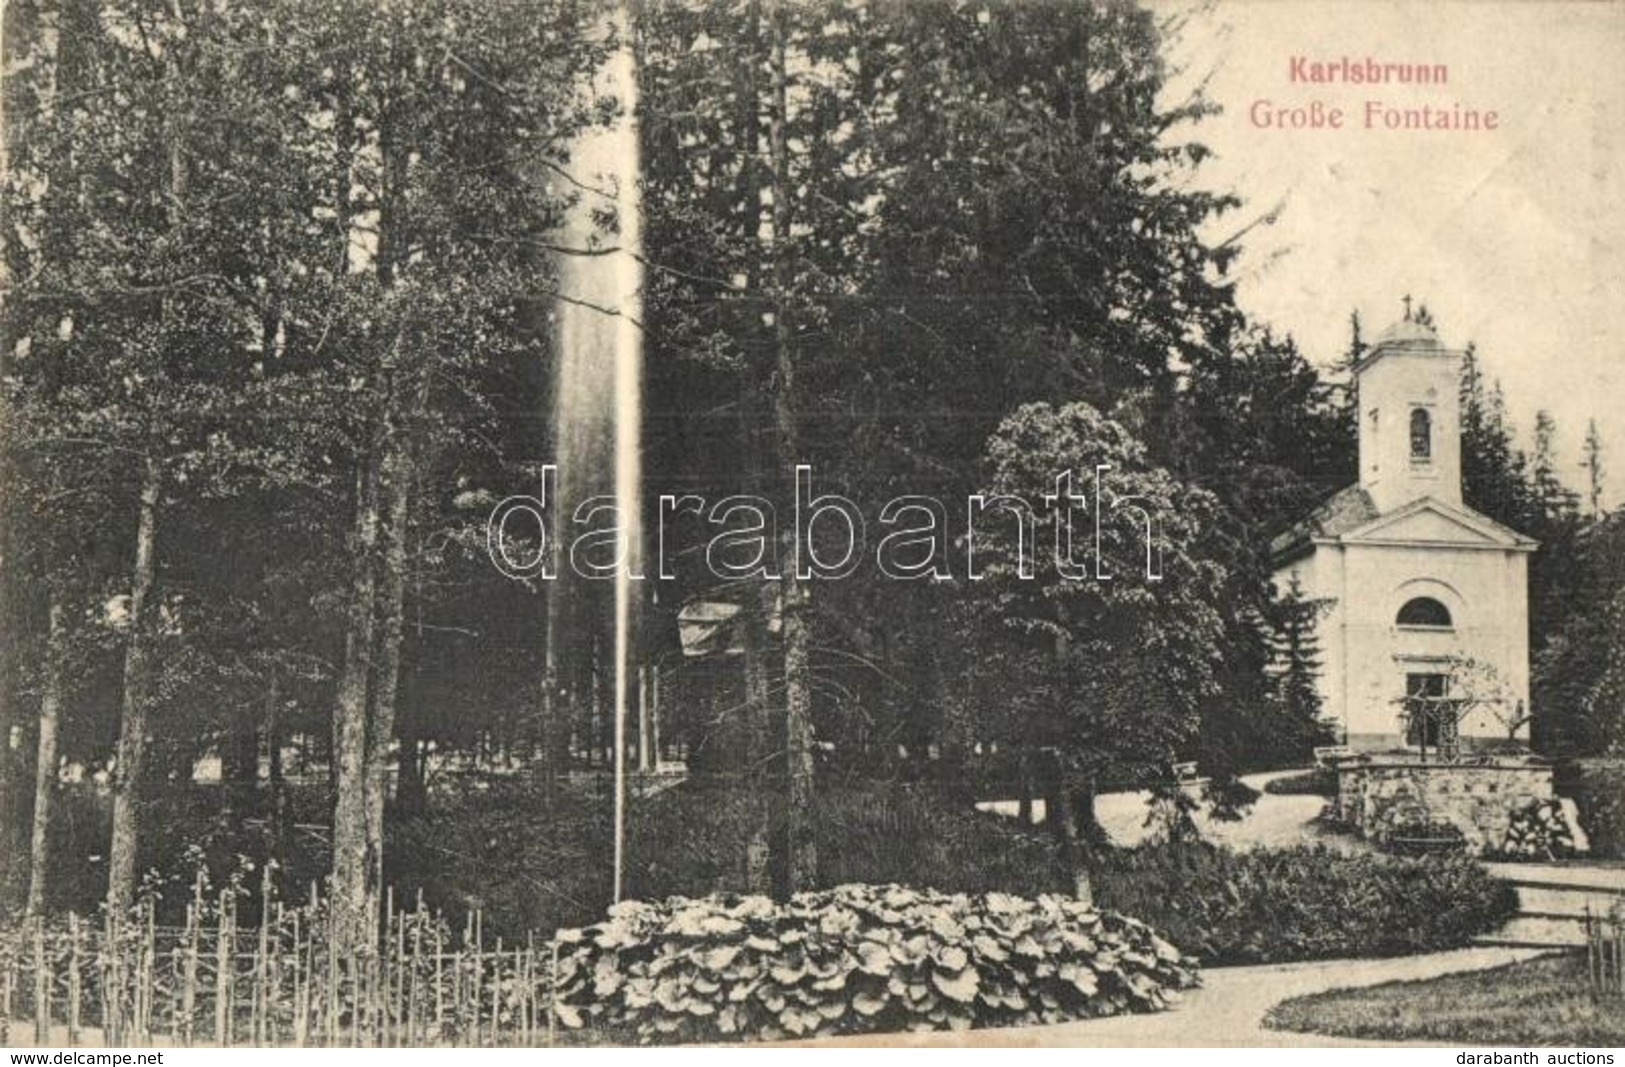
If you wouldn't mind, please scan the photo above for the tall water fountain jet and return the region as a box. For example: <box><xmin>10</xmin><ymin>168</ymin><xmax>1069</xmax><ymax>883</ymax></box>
<box><xmin>550</xmin><ymin>16</ymin><xmax>644</xmax><ymax>904</ymax></box>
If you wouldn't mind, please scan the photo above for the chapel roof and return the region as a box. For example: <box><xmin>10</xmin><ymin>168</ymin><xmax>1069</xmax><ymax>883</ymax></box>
<box><xmin>1269</xmin><ymin>482</ymin><xmax>1538</xmax><ymax>564</ymax></box>
<box><xmin>1268</xmin><ymin>483</ymin><xmax>1381</xmax><ymax>560</ymax></box>
<box><xmin>1371</xmin><ymin>317</ymin><xmax>1441</xmax><ymax>349</ymax></box>
<box><xmin>1360</xmin><ymin>301</ymin><xmax>1451</xmax><ymax>368</ymax></box>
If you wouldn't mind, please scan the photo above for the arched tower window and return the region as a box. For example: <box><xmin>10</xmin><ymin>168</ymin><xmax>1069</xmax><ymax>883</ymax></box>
<box><xmin>1397</xmin><ymin>596</ymin><xmax>1452</xmax><ymax>628</ymax></box>
<box><xmin>1410</xmin><ymin>408</ymin><xmax>1432</xmax><ymax>460</ymax></box>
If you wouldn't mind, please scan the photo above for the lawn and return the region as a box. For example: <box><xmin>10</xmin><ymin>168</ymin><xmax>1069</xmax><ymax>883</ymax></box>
<box><xmin>1263</xmin><ymin>953</ymin><xmax>1625</xmax><ymax>1046</ymax></box>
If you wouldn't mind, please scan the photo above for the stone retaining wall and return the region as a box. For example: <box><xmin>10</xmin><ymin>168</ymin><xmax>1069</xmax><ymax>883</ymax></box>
<box><xmin>1334</xmin><ymin>757</ymin><xmax>1555</xmax><ymax>854</ymax></box>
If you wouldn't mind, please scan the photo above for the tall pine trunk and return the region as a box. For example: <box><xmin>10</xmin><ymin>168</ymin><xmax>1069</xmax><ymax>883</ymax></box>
<box><xmin>731</xmin><ymin>0</ymin><xmax>774</xmax><ymax>896</ymax></box>
<box><xmin>108</xmin><ymin>20</ymin><xmax>187</xmax><ymax>916</ymax></box>
<box><xmin>107</xmin><ymin>454</ymin><xmax>161</xmax><ymax>915</ymax></box>
<box><xmin>331</xmin><ymin>92</ymin><xmax>410</xmax><ymax>947</ymax></box>
<box><xmin>266</xmin><ymin>674</ymin><xmax>289</xmax><ymax>864</ymax></box>
<box><xmin>541</xmin><ymin>573</ymin><xmax>568</xmax><ymax>786</ymax></box>
<box><xmin>395</xmin><ymin>738</ymin><xmax>427</xmax><ymax>817</ymax></box>
<box><xmin>331</xmin><ymin>444</ymin><xmax>381</xmax><ymax>945</ymax></box>
<box><xmin>740</xmin><ymin>589</ymin><xmax>772</xmax><ymax>894</ymax></box>
<box><xmin>0</xmin><ymin>605</ymin><xmax>19</xmax><ymax>911</ymax></box>
<box><xmin>364</xmin><ymin>381</ymin><xmax>414</xmax><ymax>906</ymax></box>
<box><xmin>766</xmin><ymin>6</ymin><xmax>815</xmax><ymax>896</ymax></box>
<box><xmin>0</xmin><ymin>0</ymin><xmax>46</xmax><ymax>917</ymax></box>
<box><xmin>1050</xmin><ymin>603</ymin><xmax>1093</xmax><ymax>902</ymax></box>
<box><xmin>1017</xmin><ymin>749</ymin><xmax>1035</xmax><ymax>825</ymax></box>
<box><xmin>25</xmin><ymin>598</ymin><xmax>66</xmax><ymax>917</ymax></box>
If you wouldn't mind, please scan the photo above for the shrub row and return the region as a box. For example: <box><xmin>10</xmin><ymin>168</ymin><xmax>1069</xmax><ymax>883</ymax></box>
<box><xmin>390</xmin><ymin>780</ymin><xmax>1517</xmax><ymax>976</ymax></box>
<box><xmin>1093</xmin><ymin>842</ymin><xmax>1518</xmax><ymax>965</ymax></box>
<box><xmin>1261</xmin><ymin>767</ymin><xmax>1338</xmax><ymax>797</ymax></box>
<box><xmin>389</xmin><ymin>779</ymin><xmax>1073</xmax><ymax>943</ymax></box>
<box><xmin>628</xmin><ymin>780</ymin><xmax>1074</xmax><ymax>902</ymax></box>
<box><xmin>550</xmin><ymin>884</ymin><xmax>1197</xmax><ymax>1043</ymax></box>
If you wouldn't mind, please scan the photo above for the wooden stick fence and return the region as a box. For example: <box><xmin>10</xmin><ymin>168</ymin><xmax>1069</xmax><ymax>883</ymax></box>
<box><xmin>1</xmin><ymin>878</ymin><xmax>564</xmax><ymax>1047</ymax></box>
<box><xmin>1584</xmin><ymin>902</ymin><xmax>1624</xmax><ymax>1004</ymax></box>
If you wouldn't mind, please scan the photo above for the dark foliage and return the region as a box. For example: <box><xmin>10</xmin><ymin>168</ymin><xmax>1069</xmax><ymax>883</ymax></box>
<box><xmin>1092</xmin><ymin>842</ymin><xmax>1517</xmax><ymax>965</ymax></box>
<box><xmin>388</xmin><ymin>779</ymin><xmax>1075</xmax><ymax>943</ymax></box>
<box><xmin>393</xmin><ymin>781</ymin><xmax>1516</xmax><ymax>970</ymax></box>
<box><xmin>1261</xmin><ymin>768</ymin><xmax>1338</xmax><ymax>797</ymax></box>
<box><xmin>1557</xmin><ymin>759</ymin><xmax>1625</xmax><ymax>860</ymax></box>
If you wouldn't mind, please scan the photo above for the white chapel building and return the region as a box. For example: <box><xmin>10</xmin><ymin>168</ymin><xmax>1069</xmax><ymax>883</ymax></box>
<box><xmin>1271</xmin><ymin>311</ymin><xmax>1537</xmax><ymax>751</ymax></box>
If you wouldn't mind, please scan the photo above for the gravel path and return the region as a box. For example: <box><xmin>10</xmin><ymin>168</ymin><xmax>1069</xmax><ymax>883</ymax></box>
<box><xmin>934</xmin><ymin>771</ymin><xmax>1604</xmax><ymax>1045</ymax></box>
<box><xmin>979</xmin><ymin>769</ymin><xmax>1359</xmax><ymax>852</ymax></box>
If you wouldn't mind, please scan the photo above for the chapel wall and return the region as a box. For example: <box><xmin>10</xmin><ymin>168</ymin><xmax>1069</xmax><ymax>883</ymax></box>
<box><xmin>1338</xmin><ymin>543</ymin><xmax>1530</xmax><ymax>746</ymax></box>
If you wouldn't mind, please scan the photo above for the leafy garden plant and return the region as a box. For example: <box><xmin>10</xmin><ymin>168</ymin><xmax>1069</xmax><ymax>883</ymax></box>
<box><xmin>549</xmin><ymin>884</ymin><xmax>1197</xmax><ymax>1043</ymax></box>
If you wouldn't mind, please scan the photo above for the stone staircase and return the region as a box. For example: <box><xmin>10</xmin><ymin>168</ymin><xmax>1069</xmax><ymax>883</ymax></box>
<box><xmin>1473</xmin><ymin>864</ymin><xmax>1625</xmax><ymax>948</ymax></box>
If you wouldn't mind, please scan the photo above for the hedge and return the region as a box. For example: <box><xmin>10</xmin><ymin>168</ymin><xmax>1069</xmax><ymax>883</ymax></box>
<box><xmin>1094</xmin><ymin>842</ymin><xmax>1518</xmax><ymax>965</ymax></box>
<box><xmin>391</xmin><ymin>781</ymin><xmax>1517</xmax><ymax>974</ymax></box>
<box><xmin>1261</xmin><ymin>767</ymin><xmax>1338</xmax><ymax>797</ymax></box>
<box><xmin>550</xmin><ymin>884</ymin><xmax>1197</xmax><ymax>1043</ymax></box>
<box><xmin>389</xmin><ymin>779</ymin><xmax>1073</xmax><ymax>943</ymax></box>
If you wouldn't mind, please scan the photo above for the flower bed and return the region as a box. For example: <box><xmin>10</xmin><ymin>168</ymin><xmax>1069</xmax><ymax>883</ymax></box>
<box><xmin>549</xmin><ymin>884</ymin><xmax>1197</xmax><ymax>1043</ymax></box>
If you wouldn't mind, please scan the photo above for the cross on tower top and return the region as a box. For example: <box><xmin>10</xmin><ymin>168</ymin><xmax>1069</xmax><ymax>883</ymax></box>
<box><xmin>1402</xmin><ymin>294</ymin><xmax>1413</xmax><ymax>322</ymax></box>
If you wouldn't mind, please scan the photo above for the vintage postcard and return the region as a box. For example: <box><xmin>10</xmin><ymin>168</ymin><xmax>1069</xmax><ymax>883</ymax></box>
<box><xmin>0</xmin><ymin>0</ymin><xmax>1621</xmax><ymax>1053</ymax></box>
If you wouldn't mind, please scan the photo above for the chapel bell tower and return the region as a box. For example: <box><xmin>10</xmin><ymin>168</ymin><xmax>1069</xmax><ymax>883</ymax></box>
<box><xmin>1356</xmin><ymin>300</ymin><xmax>1463</xmax><ymax>514</ymax></box>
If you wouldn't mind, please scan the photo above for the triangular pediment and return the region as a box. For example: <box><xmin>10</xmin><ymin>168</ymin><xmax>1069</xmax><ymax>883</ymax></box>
<box><xmin>1335</xmin><ymin>497</ymin><xmax>1535</xmax><ymax>549</ymax></box>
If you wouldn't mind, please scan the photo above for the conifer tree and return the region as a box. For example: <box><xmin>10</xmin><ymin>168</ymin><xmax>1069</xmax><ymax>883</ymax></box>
<box><xmin>1267</xmin><ymin>573</ymin><xmax>1334</xmax><ymax>757</ymax></box>
<box><xmin>1459</xmin><ymin>344</ymin><xmax>1533</xmax><ymax>532</ymax></box>
<box><xmin>1582</xmin><ymin>417</ymin><xmax>1606</xmax><ymax>520</ymax></box>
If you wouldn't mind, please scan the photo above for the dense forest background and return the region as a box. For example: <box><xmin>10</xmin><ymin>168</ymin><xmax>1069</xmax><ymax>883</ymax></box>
<box><xmin>0</xmin><ymin>0</ymin><xmax>1619</xmax><ymax>939</ymax></box>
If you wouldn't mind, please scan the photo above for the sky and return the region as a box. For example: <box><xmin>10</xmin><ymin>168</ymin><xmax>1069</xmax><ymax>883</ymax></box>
<box><xmin>1162</xmin><ymin>0</ymin><xmax>1625</xmax><ymax>506</ymax></box>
